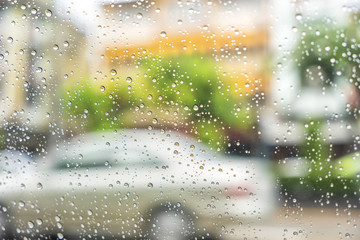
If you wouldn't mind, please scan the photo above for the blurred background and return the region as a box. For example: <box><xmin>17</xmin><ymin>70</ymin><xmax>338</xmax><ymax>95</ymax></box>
<box><xmin>0</xmin><ymin>0</ymin><xmax>360</xmax><ymax>239</ymax></box>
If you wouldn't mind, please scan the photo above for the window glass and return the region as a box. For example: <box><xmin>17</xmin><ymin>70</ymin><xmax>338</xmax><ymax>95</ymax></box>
<box><xmin>0</xmin><ymin>0</ymin><xmax>359</xmax><ymax>240</ymax></box>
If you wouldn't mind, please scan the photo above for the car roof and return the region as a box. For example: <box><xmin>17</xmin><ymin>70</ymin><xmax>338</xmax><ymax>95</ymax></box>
<box><xmin>50</xmin><ymin>129</ymin><xmax>215</xmax><ymax>166</ymax></box>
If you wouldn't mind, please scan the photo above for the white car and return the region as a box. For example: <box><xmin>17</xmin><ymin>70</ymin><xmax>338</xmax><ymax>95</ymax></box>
<box><xmin>0</xmin><ymin>129</ymin><xmax>276</xmax><ymax>239</ymax></box>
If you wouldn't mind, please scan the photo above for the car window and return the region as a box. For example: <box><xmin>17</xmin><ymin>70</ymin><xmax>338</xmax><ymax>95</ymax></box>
<box><xmin>54</xmin><ymin>151</ymin><xmax>115</xmax><ymax>171</ymax></box>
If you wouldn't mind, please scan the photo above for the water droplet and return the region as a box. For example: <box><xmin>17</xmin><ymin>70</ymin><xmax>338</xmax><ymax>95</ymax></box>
<box><xmin>20</xmin><ymin>4</ymin><xmax>26</xmax><ymax>10</ymax></box>
<box><xmin>193</xmin><ymin>105</ymin><xmax>199</xmax><ymax>111</ymax></box>
<box><xmin>126</xmin><ymin>77</ymin><xmax>132</xmax><ymax>83</ymax></box>
<box><xmin>55</xmin><ymin>215</ymin><xmax>61</xmax><ymax>222</ymax></box>
<box><xmin>160</xmin><ymin>31</ymin><xmax>167</xmax><ymax>37</ymax></box>
<box><xmin>57</xmin><ymin>233</ymin><xmax>64</xmax><ymax>239</ymax></box>
<box><xmin>295</xmin><ymin>13</ymin><xmax>303</xmax><ymax>20</ymax></box>
<box><xmin>7</xmin><ymin>37</ymin><xmax>13</xmax><ymax>43</ymax></box>
<box><xmin>36</xmin><ymin>218</ymin><xmax>43</xmax><ymax>226</ymax></box>
<box><xmin>110</xmin><ymin>69</ymin><xmax>117</xmax><ymax>76</ymax></box>
<box><xmin>37</xmin><ymin>183</ymin><xmax>43</xmax><ymax>190</ymax></box>
<box><xmin>100</xmin><ymin>86</ymin><xmax>105</xmax><ymax>92</ymax></box>
<box><xmin>31</xmin><ymin>50</ymin><xmax>37</xmax><ymax>56</ymax></box>
<box><xmin>177</xmin><ymin>19</ymin><xmax>183</xmax><ymax>25</ymax></box>
<box><xmin>36</xmin><ymin>67</ymin><xmax>43</xmax><ymax>73</ymax></box>
<box><xmin>63</xmin><ymin>41</ymin><xmax>69</xmax><ymax>47</ymax></box>
<box><xmin>53</xmin><ymin>44</ymin><xmax>59</xmax><ymax>50</ymax></box>
<box><xmin>87</xmin><ymin>210</ymin><xmax>93</xmax><ymax>216</ymax></box>
<box><xmin>148</xmin><ymin>94</ymin><xmax>153</xmax><ymax>100</ymax></box>
<box><xmin>45</xmin><ymin>9</ymin><xmax>52</xmax><ymax>17</ymax></box>
<box><xmin>31</xmin><ymin>8</ymin><xmax>37</xmax><ymax>14</ymax></box>
<box><xmin>147</xmin><ymin>183</ymin><xmax>153</xmax><ymax>188</ymax></box>
<box><xmin>28</xmin><ymin>221</ymin><xmax>35</xmax><ymax>229</ymax></box>
<box><xmin>136</xmin><ymin>13</ymin><xmax>143</xmax><ymax>19</ymax></box>
<box><xmin>152</xmin><ymin>118</ymin><xmax>158</xmax><ymax>124</ymax></box>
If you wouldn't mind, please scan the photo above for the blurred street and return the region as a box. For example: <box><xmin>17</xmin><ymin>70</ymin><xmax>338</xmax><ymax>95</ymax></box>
<box><xmin>225</xmin><ymin>207</ymin><xmax>360</xmax><ymax>240</ymax></box>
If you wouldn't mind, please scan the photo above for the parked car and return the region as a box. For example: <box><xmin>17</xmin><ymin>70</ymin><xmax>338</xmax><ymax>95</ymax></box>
<box><xmin>0</xmin><ymin>129</ymin><xmax>276</xmax><ymax>239</ymax></box>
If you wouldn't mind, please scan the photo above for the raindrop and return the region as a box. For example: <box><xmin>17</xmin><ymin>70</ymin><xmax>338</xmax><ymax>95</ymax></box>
<box><xmin>136</xmin><ymin>13</ymin><xmax>143</xmax><ymax>19</ymax></box>
<box><xmin>53</xmin><ymin>44</ymin><xmax>59</xmax><ymax>50</ymax></box>
<box><xmin>100</xmin><ymin>86</ymin><xmax>106</xmax><ymax>92</ymax></box>
<box><xmin>87</xmin><ymin>210</ymin><xmax>93</xmax><ymax>216</ymax></box>
<box><xmin>147</xmin><ymin>183</ymin><xmax>153</xmax><ymax>188</ymax></box>
<box><xmin>193</xmin><ymin>105</ymin><xmax>199</xmax><ymax>111</ymax></box>
<box><xmin>31</xmin><ymin>8</ymin><xmax>37</xmax><ymax>14</ymax></box>
<box><xmin>7</xmin><ymin>37</ymin><xmax>13</xmax><ymax>43</ymax></box>
<box><xmin>63</xmin><ymin>41</ymin><xmax>69</xmax><ymax>47</ymax></box>
<box><xmin>57</xmin><ymin>233</ymin><xmax>64</xmax><ymax>239</ymax></box>
<box><xmin>55</xmin><ymin>215</ymin><xmax>61</xmax><ymax>222</ymax></box>
<box><xmin>28</xmin><ymin>221</ymin><xmax>35</xmax><ymax>229</ymax></box>
<box><xmin>110</xmin><ymin>69</ymin><xmax>117</xmax><ymax>76</ymax></box>
<box><xmin>126</xmin><ymin>77</ymin><xmax>132</xmax><ymax>83</ymax></box>
<box><xmin>160</xmin><ymin>31</ymin><xmax>167</xmax><ymax>37</ymax></box>
<box><xmin>36</xmin><ymin>218</ymin><xmax>43</xmax><ymax>226</ymax></box>
<box><xmin>37</xmin><ymin>183</ymin><xmax>43</xmax><ymax>190</ymax></box>
<box><xmin>45</xmin><ymin>9</ymin><xmax>52</xmax><ymax>17</ymax></box>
